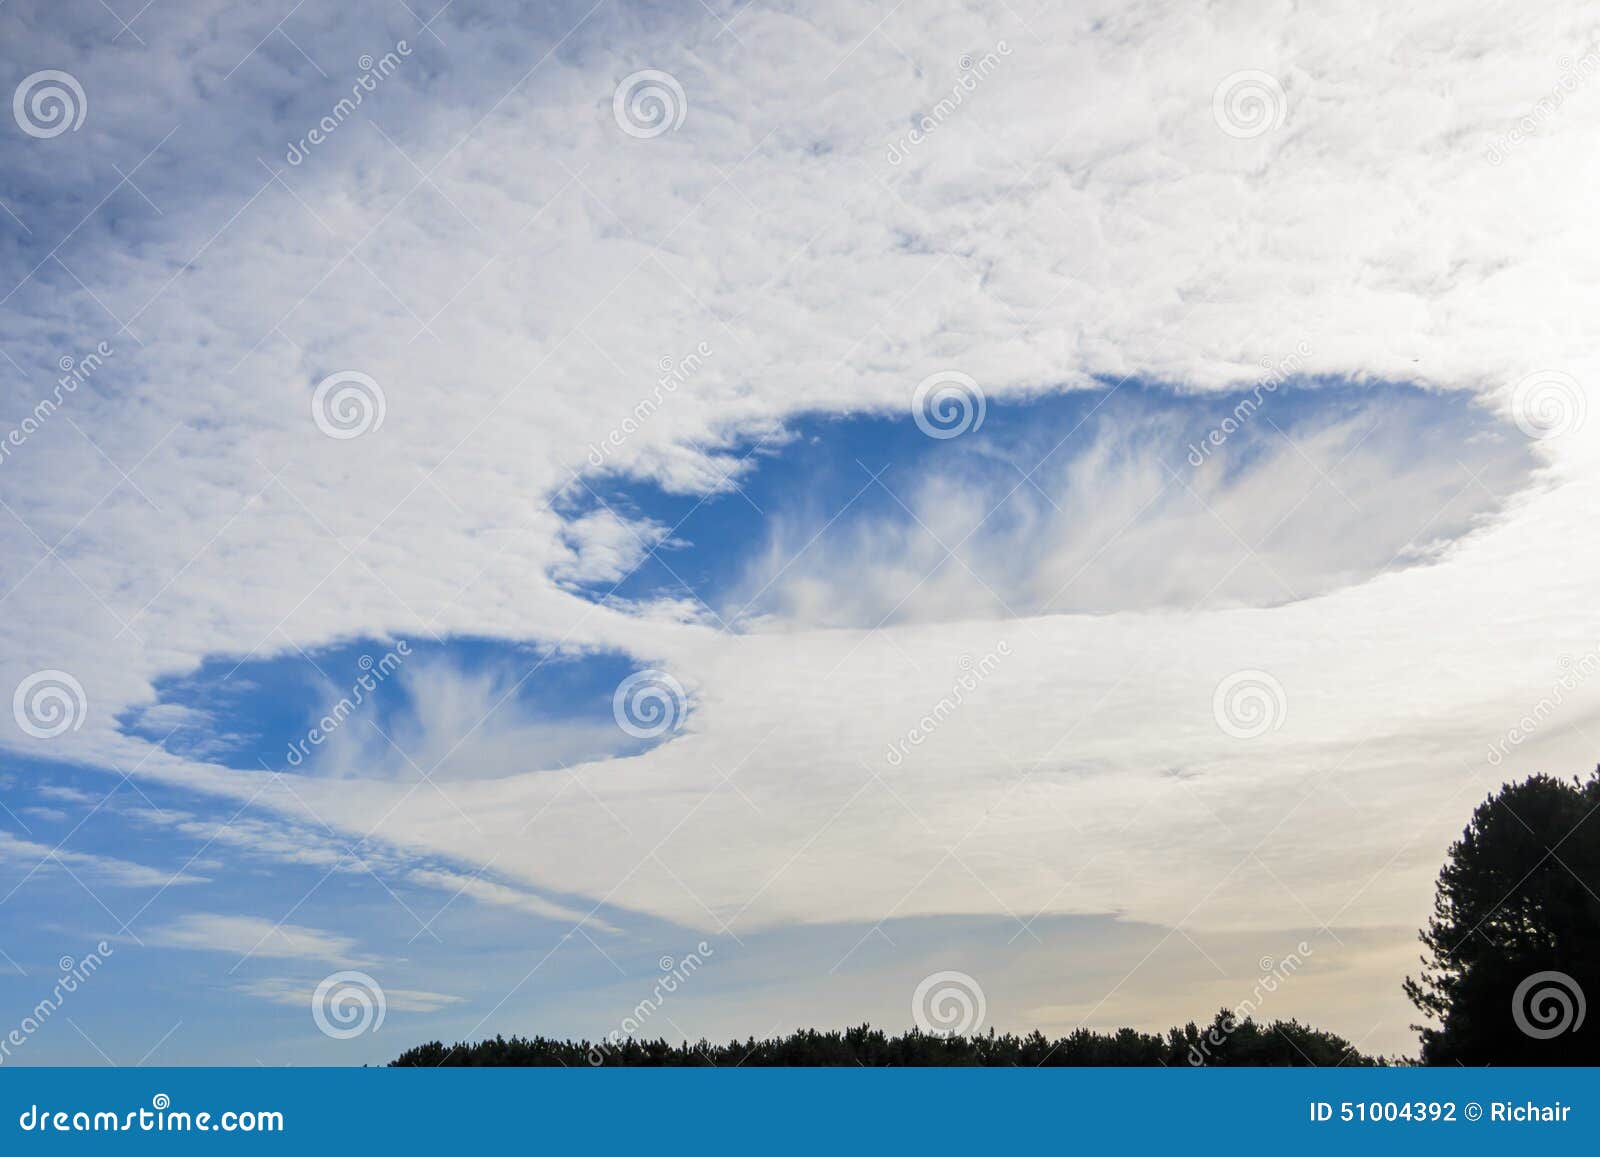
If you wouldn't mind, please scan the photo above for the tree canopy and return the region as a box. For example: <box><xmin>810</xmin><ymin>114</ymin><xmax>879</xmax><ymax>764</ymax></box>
<box><xmin>1404</xmin><ymin>770</ymin><xmax>1600</xmax><ymax>1064</ymax></box>
<box><xmin>392</xmin><ymin>1011</ymin><xmax>1380</xmax><ymax>1067</ymax></box>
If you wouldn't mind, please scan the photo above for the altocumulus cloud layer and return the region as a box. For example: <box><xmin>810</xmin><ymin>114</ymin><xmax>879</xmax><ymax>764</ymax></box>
<box><xmin>2</xmin><ymin>0</ymin><xmax>1600</xmax><ymax>1057</ymax></box>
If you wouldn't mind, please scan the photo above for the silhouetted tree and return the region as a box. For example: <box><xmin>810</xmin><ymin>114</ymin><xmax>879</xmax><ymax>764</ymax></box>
<box><xmin>391</xmin><ymin>1014</ymin><xmax>1379</xmax><ymax>1067</ymax></box>
<box><xmin>1404</xmin><ymin>770</ymin><xmax>1600</xmax><ymax>1064</ymax></box>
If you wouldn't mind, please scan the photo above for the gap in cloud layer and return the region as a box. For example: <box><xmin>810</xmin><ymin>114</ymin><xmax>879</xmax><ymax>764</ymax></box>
<box><xmin>559</xmin><ymin>380</ymin><xmax>1536</xmax><ymax>628</ymax></box>
<box><xmin>119</xmin><ymin>639</ymin><xmax>665</xmax><ymax>780</ymax></box>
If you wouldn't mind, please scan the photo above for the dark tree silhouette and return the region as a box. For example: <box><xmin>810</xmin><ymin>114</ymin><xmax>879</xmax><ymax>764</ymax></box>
<box><xmin>1404</xmin><ymin>770</ymin><xmax>1600</xmax><ymax>1064</ymax></box>
<box><xmin>392</xmin><ymin>1012</ymin><xmax>1379</xmax><ymax>1067</ymax></box>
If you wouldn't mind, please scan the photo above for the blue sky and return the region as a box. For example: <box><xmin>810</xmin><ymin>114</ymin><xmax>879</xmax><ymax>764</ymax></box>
<box><xmin>2</xmin><ymin>0</ymin><xmax>1598</xmax><ymax>1065</ymax></box>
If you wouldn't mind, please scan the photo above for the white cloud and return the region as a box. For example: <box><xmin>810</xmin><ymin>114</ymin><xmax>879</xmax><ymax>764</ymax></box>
<box><xmin>237</xmin><ymin>976</ymin><xmax>462</xmax><ymax>1013</ymax></box>
<box><xmin>149</xmin><ymin>913</ymin><xmax>364</xmax><ymax>965</ymax></box>
<box><xmin>0</xmin><ymin>830</ymin><xmax>205</xmax><ymax>888</ymax></box>
<box><xmin>36</xmin><ymin>786</ymin><xmax>98</xmax><ymax>804</ymax></box>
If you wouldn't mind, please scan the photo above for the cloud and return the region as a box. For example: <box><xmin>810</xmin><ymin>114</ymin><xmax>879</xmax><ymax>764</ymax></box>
<box><xmin>35</xmin><ymin>786</ymin><xmax>98</xmax><ymax>804</ymax></box>
<box><xmin>724</xmin><ymin>389</ymin><xmax>1531</xmax><ymax>626</ymax></box>
<box><xmin>237</xmin><ymin>976</ymin><xmax>462</xmax><ymax>1013</ymax></box>
<box><xmin>0</xmin><ymin>830</ymin><xmax>206</xmax><ymax>888</ymax></box>
<box><xmin>149</xmin><ymin>913</ymin><xmax>364</xmax><ymax>965</ymax></box>
<box><xmin>407</xmin><ymin>867</ymin><xmax>618</xmax><ymax>933</ymax></box>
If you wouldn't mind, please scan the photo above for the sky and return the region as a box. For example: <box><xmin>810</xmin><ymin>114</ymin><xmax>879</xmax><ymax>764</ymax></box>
<box><xmin>1</xmin><ymin>0</ymin><xmax>1599</xmax><ymax>1065</ymax></box>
